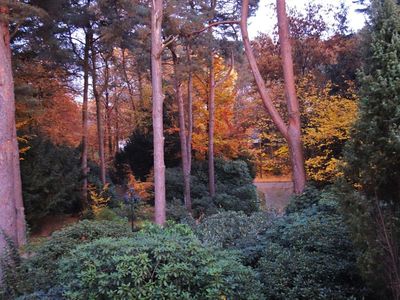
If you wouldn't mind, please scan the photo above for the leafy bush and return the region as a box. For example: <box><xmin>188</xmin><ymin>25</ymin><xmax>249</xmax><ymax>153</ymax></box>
<box><xmin>194</xmin><ymin>211</ymin><xmax>274</xmax><ymax>248</ymax></box>
<box><xmin>257</xmin><ymin>210</ymin><xmax>363</xmax><ymax>299</ymax></box>
<box><xmin>285</xmin><ymin>185</ymin><xmax>321</xmax><ymax>214</ymax></box>
<box><xmin>16</xmin><ymin>220</ymin><xmax>131</xmax><ymax>295</ymax></box>
<box><xmin>58</xmin><ymin>223</ymin><xmax>264</xmax><ymax>299</ymax></box>
<box><xmin>0</xmin><ymin>233</ymin><xmax>23</xmax><ymax>300</ymax></box>
<box><xmin>94</xmin><ymin>207</ymin><xmax>125</xmax><ymax>222</ymax></box>
<box><xmin>255</xmin><ymin>189</ymin><xmax>365</xmax><ymax>299</ymax></box>
<box><xmin>166</xmin><ymin>159</ymin><xmax>260</xmax><ymax>219</ymax></box>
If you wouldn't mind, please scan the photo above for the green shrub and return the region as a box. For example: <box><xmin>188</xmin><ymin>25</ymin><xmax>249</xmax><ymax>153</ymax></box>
<box><xmin>166</xmin><ymin>159</ymin><xmax>260</xmax><ymax>219</ymax></box>
<box><xmin>285</xmin><ymin>185</ymin><xmax>321</xmax><ymax>214</ymax></box>
<box><xmin>194</xmin><ymin>211</ymin><xmax>274</xmax><ymax>248</ymax></box>
<box><xmin>94</xmin><ymin>207</ymin><xmax>125</xmax><ymax>222</ymax></box>
<box><xmin>0</xmin><ymin>232</ymin><xmax>23</xmax><ymax>300</ymax></box>
<box><xmin>58</xmin><ymin>223</ymin><xmax>264</xmax><ymax>299</ymax></box>
<box><xmin>256</xmin><ymin>192</ymin><xmax>365</xmax><ymax>299</ymax></box>
<box><xmin>16</xmin><ymin>220</ymin><xmax>131</xmax><ymax>295</ymax></box>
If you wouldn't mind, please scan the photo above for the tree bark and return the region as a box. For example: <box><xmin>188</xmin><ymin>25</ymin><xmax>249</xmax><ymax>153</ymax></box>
<box><xmin>81</xmin><ymin>32</ymin><xmax>90</xmax><ymax>207</ymax></box>
<box><xmin>90</xmin><ymin>41</ymin><xmax>106</xmax><ymax>185</ymax></box>
<box><xmin>277</xmin><ymin>0</ymin><xmax>306</xmax><ymax>193</ymax></box>
<box><xmin>186</xmin><ymin>45</ymin><xmax>193</xmax><ymax>179</ymax></box>
<box><xmin>171</xmin><ymin>48</ymin><xmax>192</xmax><ymax>212</ymax></box>
<box><xmin>240</xmin><ymin>0</ymin><xmax>306</xmax><ymax>194</ymax></box>
<box><xmin>103</xmin><ymin>57</ymin><xmax>113</xmax><ymax>162</ymax></box>
<box><xmin>151</xmin><ymin>0</ymin><xmax>166</xmax><ymax>225</ymax></box>
<box><xmin>121</xmin><ymin>49</ymin><xmax>136</xmax><ymax>110</ymax></box>
<box><xmin>0</xmin><ymin>6</ymin><xmax>26</xmax><ymax>256</ymax></box>
<box><xmin>208</xmin><ymin>53</ymin><xmax>216</xmax><ymax>197</ymax></box>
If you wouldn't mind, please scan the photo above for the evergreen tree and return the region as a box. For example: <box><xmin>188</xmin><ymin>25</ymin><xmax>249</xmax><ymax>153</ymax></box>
<box><xmin>20</xmin><ymin>135</ymin><xmax>81</xmax><ymax>228</ymax></box>
<box><xmin>342</xmin><ymin>0</ymin><xmax>400</xmax><ymax>298</ymax></box>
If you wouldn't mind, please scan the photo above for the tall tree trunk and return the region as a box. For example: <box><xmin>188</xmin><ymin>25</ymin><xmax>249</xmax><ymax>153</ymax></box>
<box><xmin>0</xmin><ymin>6</ymin><xmax>26</xmax><ymax>255</ymax></box>
<box><xmin>151</xmin><ymin>0</ymin><xmax>166</xmax><ymax>225</ymax></box>
<box><xmin>171</xmin><ymin>48</ymin><xmax>191</xmax><ymax>212</ymax></box>
<box><xmin>240</xmin><ymin>0</ymin><xmax>306</xmax><ymax>194</ymax></box>
<box><xmin>81</xmin><ymin>32</ymin><xmax>90</xmax><ymax>207</ymax></box>
<box><xmin>137</xmin><ymin>68</ymin><xmax>144</xmax><ymax>107</ymax></box>
<box><xmin>186</xmin><ymin>45</ymin><xmax>193</xmax><ymax>176</ymax></box>
<box><xmin>121</xmin><ymin>49</ymin><xmax>136</xmax><ymax>110</ymax></box>
<box><xmin>115</xmin><ymin>106</ymin><xmax>120</xmax><ymax>154</ymax></box>
<box><xmin>90</xmin><ymin>42</ymin><xmax>106</xmax><ymax>185</ymax></box>
<box><xmin>208</xmin><ymin>54</ymin><xmax>216</xmax><ymax>197</ymax></box>
<box><xmin>277</xmin><ymin>0</ymin><xmax>306</xmax><ymax>193</ymax></box>
<box><xmin>104</xmin><ymin>58</ymin><xmax>113</xmax><ymax>162</ymax></box>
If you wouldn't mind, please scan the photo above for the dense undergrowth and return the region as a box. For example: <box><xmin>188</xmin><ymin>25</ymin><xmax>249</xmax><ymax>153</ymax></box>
<box><xmin>1</xmin><ymin>185</ymin><xmax>368</xmax><ymax>300</ymax></box>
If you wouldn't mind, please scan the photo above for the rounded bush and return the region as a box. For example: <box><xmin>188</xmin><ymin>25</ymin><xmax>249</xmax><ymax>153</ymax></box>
<box><xmin>20</xmin><ymin>220</ymin><xmax>132</xmax><ymax>293</ymax></box>
<box><xmin>195</xmin><ymin>211</ymin><xmax>273</xmax><ymax>248</ymax></box>
<box><xmin>257</xmin><ymin>209</ymin><xmax>364</xmax><ymax>299</ymax></box>
<box><xmin>58</xmin><ymin>224</ymin><xmax>264</xmax><ymax>300</ymax></box>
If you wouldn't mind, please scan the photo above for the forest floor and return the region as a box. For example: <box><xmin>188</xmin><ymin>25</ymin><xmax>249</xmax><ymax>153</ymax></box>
<box><xmin>254</xmin><ymin>180</ymin><xmax>293</xmax><ymax>213</ymax></box>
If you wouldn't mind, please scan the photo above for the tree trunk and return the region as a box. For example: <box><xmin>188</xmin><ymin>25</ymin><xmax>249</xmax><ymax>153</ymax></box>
<box><xmin>186</xmin><ymin>45</ymin><xmax>193</xmax><ymax>176</ymax></box>
<box><xmin>115</xmin><ymin>106</ymin><xmax>120</xmax><ymax>154</ymax></box>
<box><xmin>208</xmin><ymin>54</ymin><xmax>216</xmax><ymax>197</ymax></box>
<box><xmin>121</xmin><ymin>49</ymin><xmax>136</xmax><ymax>110</ymax></box>
<box><xmin>0</xmin><ymin>6</ymin><xmax>26</xmax><ymax>256</ymax></box>
<box><xmin>81</xmin><ymin>32</ymin><xmax>90</xmax><ymax>207</ymax></box>
<box><xmin>277</xmin><ymin>0</ymin><xmax>306</xmax><ymax>193</ymax></box>
<box><xmin>90</xmin><ymin>42</ymin><xmax>106</xmax><ymax>185</ymax></box>
<box><xmin>151</xmin><ymin>0</ymin><xmax>166</xmax><ymax>225</ymax></box>
<box><xmin>240</xmin><ymin>0</ymin><xmax>306</xmax><ymax>194</ymax></box>
<box><xmin>171</xmin><ymin>49</ymin><xmax>191</xmax><ymax>212</ymax></box>
<box><xmin>104</xmin><ymin>58</ymin><xmax>113</xmax><ymax>162</ymax></box>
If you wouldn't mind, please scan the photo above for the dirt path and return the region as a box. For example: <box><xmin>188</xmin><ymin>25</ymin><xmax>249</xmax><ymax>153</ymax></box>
<box><xmin>254</xmin><ymin>181</ymin><xmax>293</xmax><ymax>213</ymax></box>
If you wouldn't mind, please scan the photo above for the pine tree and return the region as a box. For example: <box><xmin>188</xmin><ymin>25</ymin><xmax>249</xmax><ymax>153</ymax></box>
<box><xmin>342</xmin><ymin>0</ymin><xmax>400</xmax><ymax>297</ymax></box>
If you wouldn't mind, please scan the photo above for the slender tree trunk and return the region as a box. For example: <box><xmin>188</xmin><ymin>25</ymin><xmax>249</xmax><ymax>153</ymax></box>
<box><xmin>171</xmin><ymin>49</ymin><xmax>191</xmax><ymax>212</ymax></box>
<box><xmin>138</xmin><ymin>71</ymin><xmax>144</xmax><ymax>107</ymax></box>
<box><xmin>90</xmin><ymin>42</ymin><xmax>106</xmax><ymax>185</ymax></box>
<box><xmin>104</xmin><ymin>58</ymin><xmax>113</xmax><ymax>162</ymax></box>
<box><xmin>208</xmin><ymin>54</ymin><xmax>216</xmax><ymax>197</ymax></box>
<box><xmin>240</xmin><ymin>0</ymin><xmax>306</xmax><ymax>194</ymax></box>
<box><xmin>277</xmin><ymin>0</ymin><xmax>306</xmax><ymax>193</ymax></box>
<box><xmin>0</xmin><ymin>6</ymin><xmax>26</xmax><ymax>256</ymax></box>
<box><xmin>115</xmin><ymin>106</ymin><xmax>120</xmax><ymax>154</ymax></box>
<box><xmin>186</xmin><ymin>45</ymin><xmax>193</xmax><ymax>175</ymax></box>
<box><xmin>121</xmin><ymin>49</ymin><xmax>136</xmax><ymax>110</ymax></box>
<box><xmin>151</xmin><ymin>0</ymin><xmax>166</xmax><ymax>225</ymax></box>
<box><xmin>81</xmin><ymin>32</ymin><xmax>90</xmax><ymax>207</ymax></box>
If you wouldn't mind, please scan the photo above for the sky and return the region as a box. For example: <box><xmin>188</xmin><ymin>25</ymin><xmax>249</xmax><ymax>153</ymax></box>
<box><xmin>248</xmin><ymin>0</ymin><xmax>368</xmax><ymax>39</ymax></box>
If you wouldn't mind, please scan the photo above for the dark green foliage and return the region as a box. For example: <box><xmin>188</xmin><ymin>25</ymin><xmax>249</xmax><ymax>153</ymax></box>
<box><xmin>285</xmin><ymin>184</ymin><xmax>336</xmax><ymax>214</ymax></box>
<box><xmin>115</xmin><ymin>114</ymin><xmax>180</xmax><ymax>182</ymax></box>
<box><xmin>114</xmin><ymin>130</ymin><xmax>154</xmax><ymax>182</ymax></box>
<box><xmin>194</xmin><ymin>211</ymin><xmax>274</xmax><ymax>248</ymax></box>
<box><xmin>20</xmin><ymin>135</ymin><xmax>81</xmax><ymax>227</ymax></box>
<box><xmin>15</xmin><ymin>220</ymin><xmax>131</xmax><ymax>295</ymax></box>
<box><xmin>166</xmin><ymin>159</ymin><xmax>260</xmax><ymax>219</ymax></box>
<box><xmin>256</xmin><ymin>190</ymin><xmax>364</xmax><ymax>299</ymax></box>
<box><xmin>58</xmin><ymin>223</ymin><xmax>264</xmax><ymax>300</ymax></box>
<box><xmin>0</xmin><ymin>232</ymin><xmax>22</xmax><ymax>300</ymax></box>
<box><xmin>257</xmin><ymin>209</ymin><xmax>363</xmax><ymax>299</ymax></box>
<box><xmin>344</xmin><ymin>0</ymin><xmax>400</xmax><ymax>202</ymax></box>
<box><xmin>341</xmin><ymin>0</ymin><xmax>400</xmax><ymax>297</ymax></box>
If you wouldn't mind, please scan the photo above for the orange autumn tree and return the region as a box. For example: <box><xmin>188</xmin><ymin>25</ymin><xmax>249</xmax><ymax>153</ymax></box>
<box><xmin>192</xmin><ymin>56</ymin><xmax>248</xmax><ymax>160</ymax></box>
<box><xmin>14</xmin><ymin>61</ymin><xmax>81</xmax><ymax>147</ymax></box>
